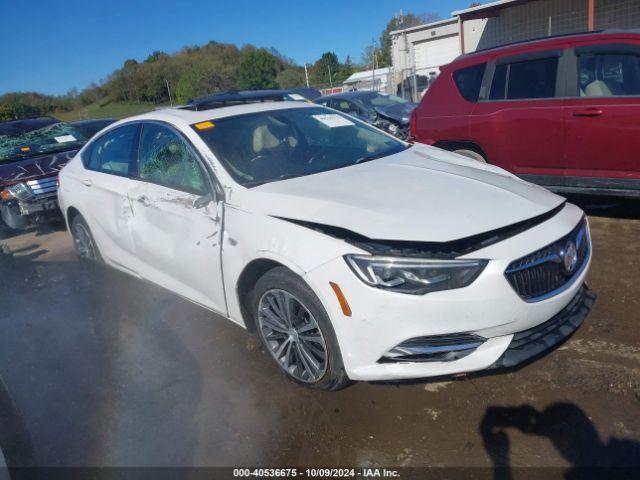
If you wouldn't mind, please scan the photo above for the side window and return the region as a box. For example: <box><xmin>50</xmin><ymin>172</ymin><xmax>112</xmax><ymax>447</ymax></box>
<box><xmin>489</xmin><ymin>57</ymin><xmax>558</xmax><ymax>100</ymax></box>
<box><xmin>138</xmin><ymin>123</ymin><xmax>207</xmax><ymax>195</ymax></box>
<box><xmin>578</xmin><ymin>53</ymin><xmax>640</xmax><ymax>97</ymax></box>
<box><xmin>453</xmin><ymin>63</ymin><xmax>486</xmax><ymax>102</ymax></box>
<box><xmin>88</xmin><ymin>124</ymin><xmax>139</xmax><ymax>175</ymax></box>
<box><xmin>489</xmin><ymin>64</ymin><xmax>508</xmax><ymax>100</ymax></box>
<box><xmin>333</xmin><ymin>100</ymin><xmax>358</xmax><ymax>115</ymax></box>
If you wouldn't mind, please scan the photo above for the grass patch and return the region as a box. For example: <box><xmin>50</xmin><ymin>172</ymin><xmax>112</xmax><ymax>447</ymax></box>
<box><xmin>55</xmin><ymin>101</ymin><xmax>168</xmax><ymax>122</ymax></box>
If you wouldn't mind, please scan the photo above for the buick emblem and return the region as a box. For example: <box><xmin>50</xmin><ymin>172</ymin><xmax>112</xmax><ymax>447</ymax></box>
<box><xmin>561</xmin><ymin>241</ymin><xmax>578</xmax><ymax>275</ymax></box>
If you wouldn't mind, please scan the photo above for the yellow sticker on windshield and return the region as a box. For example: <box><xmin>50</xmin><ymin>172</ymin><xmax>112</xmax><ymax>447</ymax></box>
<box><xmin>195</xmin><ymin>121</ymin><xmax>215</xmax><ymax>130</ymax></box>
<box><xmin>20</xmin><ymin>146</ymin><xmax>30</xmax><ymax>152</ymax></box>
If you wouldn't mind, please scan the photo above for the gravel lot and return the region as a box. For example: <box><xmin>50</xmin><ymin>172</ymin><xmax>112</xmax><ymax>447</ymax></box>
<box><xmin>0</xmin><ymin>196</ymin><xmax>639</xmax><ymax>474</ymax></box>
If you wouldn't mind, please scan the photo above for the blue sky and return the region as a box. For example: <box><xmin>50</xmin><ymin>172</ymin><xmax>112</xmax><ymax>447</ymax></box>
<box><xmin>0</xmin><ymin>0</ymin><xmax>473</xmax><ymax>95</ymax></box>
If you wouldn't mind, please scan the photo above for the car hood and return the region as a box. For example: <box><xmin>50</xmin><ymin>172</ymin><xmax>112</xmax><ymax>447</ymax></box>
<box><xmin>237</xmin><ymin>146</ymin><xmax>564</xmax><ymax>243</ymax></box>
<box><xmin>374</xmin><ymin>103</ymin><xmax>417</xmax><ymax>124</ymax></box>
<box><xmin>0</xmin><ymin>150</ymin><xmax>77</xmax><ymax>187</ymax></box>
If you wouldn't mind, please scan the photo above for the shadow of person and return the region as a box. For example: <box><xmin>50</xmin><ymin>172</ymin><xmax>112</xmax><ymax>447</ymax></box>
<box><xmin>480</xmin><ymin>403</ymin><xmax>640</xmax><ymax>480</ymax></box>
<box><xmin>0</xmin><ymin>375</ymin><xmax>37</xmax><ymax>477</ymax></box>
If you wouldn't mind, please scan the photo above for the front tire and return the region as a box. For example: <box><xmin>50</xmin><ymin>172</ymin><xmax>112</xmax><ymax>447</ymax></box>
<box><xmin>71</xmin><ymin>215</ymin><xmax>103</xmax><ymax>263</ymax></box>
<box><xmin>250</xmin><ymin>267</ymin><xmax>351</xmax><ymax>391</ymax></box>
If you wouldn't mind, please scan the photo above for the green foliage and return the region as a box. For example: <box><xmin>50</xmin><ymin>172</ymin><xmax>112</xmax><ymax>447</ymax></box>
<box><xmin>310</xmin><ymin>52</ymin><xmax>340</xmax><ymax>85</ymax></box>
<box><xmin>0</xmin><ymin>92</ymin><xmax>74</xmax><ymax>121</ymax></box>
<box><xmin>238</xmin><ymin>49</ymin><xmax>278</xmax><ymax>90</ymax></box>
<box><xmin>55</xmin><ymin>101</ymin><xmax>159</xmax><ymax>122</ymax></box>
<box><xmin>276</xmin><ymin>68</ymin><xmax>305</xmax><ymax>89</ymax></box>
<box><xmin>0</xmin><ymin>39</ymin><xmax>360</xmax><ymax>122</ymax></box>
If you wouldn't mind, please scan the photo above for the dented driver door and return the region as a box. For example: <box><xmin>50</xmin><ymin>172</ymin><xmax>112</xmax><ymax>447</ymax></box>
<box><xmin>128</xmin><ymin>122</ymin><xmax>226</xmax><ymax>315</ymax></box>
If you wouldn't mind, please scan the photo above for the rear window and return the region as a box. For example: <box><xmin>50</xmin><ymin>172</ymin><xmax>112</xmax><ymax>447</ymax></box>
<box><xmin>453</xmin><ymin>63</ymin><xmax>486</xmax><ymax>102</ymax></box>
<box><xmin>0</xmin><ymin>119</ymin><xmax>87</xmax><ymax>164</ymax></box>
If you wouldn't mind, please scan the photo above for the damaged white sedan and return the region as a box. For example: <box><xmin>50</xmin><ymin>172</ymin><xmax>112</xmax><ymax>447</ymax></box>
<box><xmin>58</xmin><ymin>91</ymin><xmax>594</xmax><ymax>390</ymax></box>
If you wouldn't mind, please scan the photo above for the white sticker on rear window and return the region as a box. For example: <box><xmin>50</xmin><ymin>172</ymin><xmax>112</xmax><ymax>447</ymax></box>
<box><xmin>54</xmin><ymin>135</ymin><xmax>77</xmax><ymax>143</ymax></box>
<box><xmin>312</xmin><ymin>114</ymin><xmax>354</xmax><ymax>128</ymax></box>
<box><xmin>288</xmin><ymin>93</ymin><xmax>306</xmax><ymax>101</ymax></box>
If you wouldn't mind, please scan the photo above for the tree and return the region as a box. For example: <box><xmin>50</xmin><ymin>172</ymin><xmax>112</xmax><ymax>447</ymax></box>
<box><xmin>360</xmin><ymin>43</ymin><xmax>383</xmax><ymax>70</ymax></box>
<box><xmin>238</xmin><ymin>49</ymin><xmax>278</xmax><ymax>90</ymax></box>
<box><xmin>276</xmin><ymin>68</ymin><xmax>305</xmax><ymax>89</ymax></box>
<box><xmin>310</xmin><ymin>52</ymin><xmax>340</xmax><ymax>86</ymax></box>
<box><xmin>378</xmin><ymin>12</ymin><xmax>441</xmax><ymax>67</ymax></box>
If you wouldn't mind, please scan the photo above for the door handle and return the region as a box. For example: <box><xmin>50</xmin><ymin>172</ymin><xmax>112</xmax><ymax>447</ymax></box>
<box><xmin>572</xmin><ymin>108</ymin><xmax>603</xmax><ymax>117</ymax></box>
<box><xmin>136</xmin><ymin>195</ymin><xmax>151</xmax><ymax>207</ymax></box>
<box><xmin>81</xmin><ymin>179</ymin><xmax>92</xmax><ymax>187</ymax></box>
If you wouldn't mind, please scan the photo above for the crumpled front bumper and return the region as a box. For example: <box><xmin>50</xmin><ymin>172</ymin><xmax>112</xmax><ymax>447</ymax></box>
<box><xmin>489</xmin><ymin>285</ymin><xmax>596</xmax><ymax>370</ymax></box>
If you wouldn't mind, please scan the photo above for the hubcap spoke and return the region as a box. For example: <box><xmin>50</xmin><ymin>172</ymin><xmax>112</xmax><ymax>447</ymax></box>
<box><xmin>258</xmin><ymin>289</ymin><xmax>328</xmax><ymax>383</ymax></box>
<box><xmin>261</xmin><ymin>308</ymin><xmax>289</xmax><ymax>333</ymax></box>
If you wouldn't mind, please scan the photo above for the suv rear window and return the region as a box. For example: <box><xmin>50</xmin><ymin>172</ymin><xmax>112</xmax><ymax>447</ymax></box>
<box><xmin>489</xmin><ymin>57</ymin><xmax>559</xmax><ymax>100</ymax></box>
<box><xmin>453</xmin><ymin>63</ymin><xmax>486</xmax><ymax>102</ymax></box>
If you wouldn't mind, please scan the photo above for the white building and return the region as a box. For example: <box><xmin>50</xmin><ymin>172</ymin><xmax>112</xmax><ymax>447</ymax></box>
<box><xmin>390</xmin><ymin>17</ymin><xmax>460</xmax><ymax>99</ymax></box>
<box><xmin>342</xmin><ymin>67</ymin><xmax>391</xmax><ymax>92</ymax></box>
<box><xmin>390</xmin><ymin>0</ymin><xmax>640</xmax><ymax>98</ymax></box>
<box><xmin>454</xmin><ymin>0</ymin><xmax>640</xmax><ymax>53</ymax></box>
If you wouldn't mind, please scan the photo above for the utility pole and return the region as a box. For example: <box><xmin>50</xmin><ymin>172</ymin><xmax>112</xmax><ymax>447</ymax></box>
<box><xmin>165</xmin><ymin>79</ymin><xmax>173</xmax><ymax>106</ymax></box>
<box><xmin>304</xmin><ymin>63</ymin><xmax>310</xmax><ymax>87</ymax></box>
<box><xmin>328</xmin><ymin>64</ymin><xmax>333</xmax><ymax>89</ymax></box>
<box><xmin>371</xmin><ymin>38</ymin><xmax>376</xmax><ymax>92</ymax></box>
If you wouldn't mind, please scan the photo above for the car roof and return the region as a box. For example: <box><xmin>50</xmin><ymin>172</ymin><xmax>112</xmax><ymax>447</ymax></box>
<box><xmin>450</xmin><ymin>29</ymin><xmax>640</xmax><ymax>68</ymax></box>
<box><xmin>316</xmin><ymin>91</ymin><xmax>378</xmax><ymax>102</ymax></box>
<box><xmin>115</xmin><ymin>101</ymin><xmax>317</xmax><ymax>129</ymax></box>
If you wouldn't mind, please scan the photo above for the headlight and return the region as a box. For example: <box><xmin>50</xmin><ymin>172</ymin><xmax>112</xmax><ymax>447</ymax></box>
<box><xmin>6</xmin><ymin>183</ymin><xmax>34</xmax><ymax>202</ymax></box>
<box><xmin>344</xmin><ymin>255</ymin><xmax>487</xmax><ymax>295</ymax></box>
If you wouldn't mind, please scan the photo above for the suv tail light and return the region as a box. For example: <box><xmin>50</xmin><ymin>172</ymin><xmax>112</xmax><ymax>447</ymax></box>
<box><xmin>409</xmin><ymin>109</ymin><xmax>417</xmax><ymax>142</ymax></box>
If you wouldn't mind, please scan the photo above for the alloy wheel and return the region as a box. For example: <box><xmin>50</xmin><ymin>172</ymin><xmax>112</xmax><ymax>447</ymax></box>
<box><xmin>73</xmin><ymin>223</ymin><xmax>97</xmax><ymax>261</ymax></box>
<box><xmin>258</xmin><ymin>289</ymin><xmax>328</xmax><ymax>383</ymax></box>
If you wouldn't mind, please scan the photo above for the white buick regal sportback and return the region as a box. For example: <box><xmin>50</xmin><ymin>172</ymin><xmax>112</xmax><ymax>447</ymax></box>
<box><xmin>58</xmin><ymin>92</ymin><xmax>594</xmax><ymax>390</ymax></box>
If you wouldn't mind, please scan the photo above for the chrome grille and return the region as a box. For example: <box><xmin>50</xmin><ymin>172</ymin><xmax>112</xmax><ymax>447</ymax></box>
<box><xmin>505</xmin><ymin>218</ymin><xmax>589</xmax><ymax>302</ymax></box>
<box><xmin>25</xmin><ymin>176</ymin><xmax>58</xmax><ymax>198</ymax></box>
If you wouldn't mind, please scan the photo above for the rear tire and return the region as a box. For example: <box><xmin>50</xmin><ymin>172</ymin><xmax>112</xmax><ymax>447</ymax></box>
<box><xmin>454</xmin><ymin>149</ymin><xmax>486</xmax><ymax>163</ymax></box>
<box><xmin>71</xmin><ymin>215</ymin><xmax>103</xmax><ymax>263</ymax></box>
<box><xmin>250</xmin><ymin>267</ymin><xmax>351</xmax><ymax>391</ymax></box>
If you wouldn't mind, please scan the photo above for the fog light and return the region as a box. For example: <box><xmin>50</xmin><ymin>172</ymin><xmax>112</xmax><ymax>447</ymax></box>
<box><xmin>380</xmin><ymin>333</ymin><xmax>485</xmax><ymax>363</ymax></box>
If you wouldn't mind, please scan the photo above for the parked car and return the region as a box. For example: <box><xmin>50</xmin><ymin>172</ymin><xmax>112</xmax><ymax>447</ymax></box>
<box><xmin>58</xmin><ymin>90</ymin><xmax>594</xmax><ymax>390</ymax></box>
<box><xmin>411</xmin><ymin>30</ymin><xmax>640</xmax><ymax>198</ymax></box>
<box><xmin>316</xmin><ymin>91</ymin><xmax>417</xmax><ymax>140</ymax></box>
<box><xmin>69</xmin><ymin>118</ymin><xmax>116</xmax><ymax>139</ymax></box>
<box><xmin>0</xmin><ymin>116</ymin><xmax>88</xmax><ymax>231</ymax></box>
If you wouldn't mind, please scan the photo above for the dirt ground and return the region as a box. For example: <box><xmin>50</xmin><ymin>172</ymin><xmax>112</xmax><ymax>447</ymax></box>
<box><xmin>0</xmin><ymin>196</ymin><xmax>639</xmax><ymax>475</ymax></box>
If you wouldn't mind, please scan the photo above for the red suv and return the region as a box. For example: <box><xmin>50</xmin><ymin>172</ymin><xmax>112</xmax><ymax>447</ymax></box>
<box><xmin>411</xmin><ymin>31</ymin><xmax>640</xmax><ymax>198</ymax></box>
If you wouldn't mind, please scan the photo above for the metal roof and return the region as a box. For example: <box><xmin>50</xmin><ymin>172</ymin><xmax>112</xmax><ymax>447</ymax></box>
<box><xmin>343</xmin><ymin>67</ymin><xmax>391</xmax><ymax>84</ymax></box>
<box><xmin>452</xmin><ymin>0</ymin><xmax>522</xmax><ymax>17</ymax></box>
<box><xmin>389</xmin><ymin>17</ymin><xmax>458</xmax><ymax>36</ymax></box>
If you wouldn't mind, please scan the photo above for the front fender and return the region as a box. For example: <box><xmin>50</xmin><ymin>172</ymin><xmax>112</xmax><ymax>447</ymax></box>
<box><xmin>222</xmin><ymin>205</ymin><xmax>363</xmax><ymax>326</ymax></box>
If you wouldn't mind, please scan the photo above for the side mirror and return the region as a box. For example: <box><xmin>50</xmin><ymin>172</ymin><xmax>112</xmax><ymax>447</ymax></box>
<box><xmin>193</xmin><ymin>193</ymin><xmax>214</xmax><ymax>209</ymax></box>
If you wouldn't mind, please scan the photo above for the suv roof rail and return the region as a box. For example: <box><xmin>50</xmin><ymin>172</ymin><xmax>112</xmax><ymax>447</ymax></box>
<box><xmin>183</xmin><ymin>89</ymin><xmax>291</xmax><ymax>111</ymax></box>
<box><xmin>460</xmin><ymin>28</ymin><xmax>640</xmax><ymax>58</ymax></box>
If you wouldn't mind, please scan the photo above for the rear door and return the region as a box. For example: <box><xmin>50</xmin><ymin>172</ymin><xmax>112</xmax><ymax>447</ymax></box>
<box><xmin>562</xmin><ymin>42</ymin><xmax>640</xmax><ymax>185</ymax></box>
<box><xmin>129</xmin><ymin>122</ymin><xmax>226</xmax><ymax>314</ymax></box>
<box><xmin>470</xmin><ymin>50</ymin><xmax>565</xmax><ymax>174</ymax></box>
<box><xmin>80</xmin><ymin>123</ymin><xmax>141</xmax><ymax>272</ymax></box>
